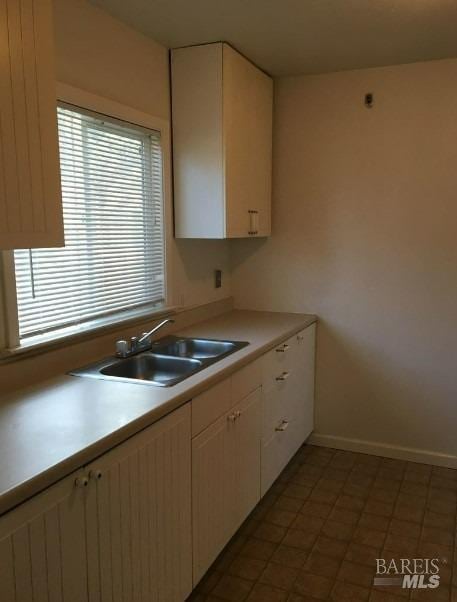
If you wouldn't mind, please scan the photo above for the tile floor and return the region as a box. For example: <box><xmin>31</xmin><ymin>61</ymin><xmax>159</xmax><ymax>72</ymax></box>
<box><xmin>187</xmin><ymin>445</ymin><xmax>457</xmax><ymax>602</ymax></box>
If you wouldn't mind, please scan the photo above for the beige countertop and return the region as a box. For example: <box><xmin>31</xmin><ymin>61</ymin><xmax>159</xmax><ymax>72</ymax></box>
<box><xmin>0</xmin><ymin>309</ymin><xmax>316</xmax><ymax>516</ymax></box>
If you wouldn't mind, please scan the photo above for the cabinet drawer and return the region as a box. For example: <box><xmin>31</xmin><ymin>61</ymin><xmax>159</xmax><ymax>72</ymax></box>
<box><xmin>192</xmin><ymin>378</ymin><xmax>232</xmax><ymax>437</ymax></box>
<box><xmin>262</xmin><ymin>380</ymin><xmax>287</xmax><ymax>439</ymax></box>
<box><xmin>231</xmin><ymin>358</ymin><xmax>261</xmax><ymax>402</ymax></box>
<box><xmin>261</xmin><ymin>333</ymin><xmax>297</xmax><ymax>392</ymax></box>
<box><xmin>261</xmin><ymin>414</ymin><xmax>304</xmax><ymax>496</ymax></box>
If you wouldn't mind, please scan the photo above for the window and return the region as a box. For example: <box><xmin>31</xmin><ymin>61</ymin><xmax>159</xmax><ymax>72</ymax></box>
<box><xmin>13</xmin><ymin>104</ymin><xmax>165</xmax><ymax>345</ymax></box>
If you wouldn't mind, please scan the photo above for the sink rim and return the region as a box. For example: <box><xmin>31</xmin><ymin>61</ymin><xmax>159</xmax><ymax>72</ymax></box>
<box><xmin>69</xmin><ymin>336</ymin><xmax>250</xmax><ymax>387</ymax></box>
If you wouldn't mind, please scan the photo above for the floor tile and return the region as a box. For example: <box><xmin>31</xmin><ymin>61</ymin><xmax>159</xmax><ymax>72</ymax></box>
<box><xmin>336</xmin><ymin>494</ymin><xmax>366</xmax><ymax>512</ymax></box>
<box><xmin>308</xmin><ymin>488</ymin><xmax>339</xmax><ymax>505</ymax></box>
<box><xmin>313</xmin><ymin>535</ymin><xmax>349</xmax><ymax>559</ymax></box>
<box><xmin>383</xmin><ymin>532</ymin><xmax>419</xmax><ymax>556</ymax></box>
<box><xmin>301</xmin><ymin>500</ymin><xmax>333</xmax><ymax>519</ymax></box>
<box><xmin>358</xmin><ymin>513</ymin><xmax>390</xmax><ymax>533</ymax></box>
<box><xmin>345</xmin><ymin>542</ymin><xmax>381</xmax><ymax>568</ymax></box>
<box><xmin>369</xmin><ymin>588</ymin><xmax>409</xmax><ymax>601</ymax></box>
<box><xmin>328</xmin><ymin>507</ymin><xmax>360</xmax><ymax>526</ymax></box>
<box><xmin>321</xmin><ymin>519</ymin><xmax>355</xmax><ymax>541</ymax></box>
<box><xmin>241</xmin><ymin>537</ymin><xmax>278</xmax><ymax>561</ymax></box>
<box><xmin>292</xmin><ymin>514</ymin><xmax>325</xmax><ymax>534</ymax></box>
<box><xmin>330</xmin><ymin>580</ymin><xmax>371</xmax><ymax>601</ymax></box>
<box><xmin>211</xmin><ymin>574</ymin><xmax>253</xmax><ymax>601</ymax></box>
<box><xmin>247</xmin><ymin>582</ymin><xmax>289</xmax><ymax>602</ymax></box>
<box><xmin>421</xmin><ymin>525</ymin><xmax>454</xmax><ymax>547</ymax></box>
<box><xmin>338</xmin><ymin>560</ymin><xmax>376</xmax><ymax>588</ymax></box>
<box><xmin>293</xmin><ymin>571</ymin><xmax>335</xmax><ymax>600</ymax></box>
<box><xmin>284</xmin><ymin>484</ymin><xmax>313</xmax><ymax>500</ymax></box>
<box><xmin>271</xmin><ymin>545</ymin><xmax>309</xmax><ymax>569</ymax></box>
<box><xmin>274</xmin><ymin>495</ymin><xmax>306</xmax><ymax>513</ymax></box>
<box><xmin>266</xmin><ymin>508</ymin><xmax>300</xmax><ymax>528</ymax></box>
<box><xmin>260</xmin><ymin>562</ymin><xmax>300</xmax><ymax>591</ymax></box>
<box><xmin>304</xmin><ymin>550</ymin><xmax>342</xmax><ymax>578</ymax></box>
<box><xmin>423</xmin><ymin>510</ymin><xmax>454</xmax><ymax>530</ymax></box>
<box><xmin>227</xmin><ymin>556</ymin><xmax>267</xmax><ymax>581</ymax></box>
<box><xmin>364</xmin><ymin>499</ymin><xmax>395</xmax><ymax>518</ymax></box>
<box><xmin>254</xmin><ymin>522</ymin><xmax>287</xmax><ymax>544</ymax></box>
<box><xmin>353</xmin><ymin>526</ymin><xmax>387</xmax><ymax>549</ymax></box>
<box><xmin>282</xmin><ymin>528</ymin><xmax>317</xmax><ymax>551</ymax></box>
<box><xmin>388</xmin><ymin>518</ymin><xmax>421</xmax><ymax>540</ymax></box>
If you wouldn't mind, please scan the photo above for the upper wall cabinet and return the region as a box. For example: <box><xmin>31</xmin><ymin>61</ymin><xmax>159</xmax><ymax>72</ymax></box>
<box><xmin>0</xmin><ymin>0</ymin><xmax>63</xmax><ymax>250</ymax></box>
<box><xmin>172</xmin><ymin>43</ymin><xmax>273</xmax><ymax>239</ymax></box>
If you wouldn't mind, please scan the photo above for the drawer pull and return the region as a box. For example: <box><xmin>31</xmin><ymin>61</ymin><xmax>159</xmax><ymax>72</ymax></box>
<box><xmin>228</xmin><ymin>410</ymin><xmax>241</xmax><ymax>422</ymax></box>
<box><xmin>75</xmin><ymin>476</ymin><xmax>89</xmax><ymax>489</ymax></box>
<box><xmin>275</xmin><ymin>343</ymin><xmax>290</xmax><ymax>353</ymax></box>
<box><xmin>276</xmin><ymin>371</ymin><xmax>290</xmax><ymax>381</ymax></box>
<box><xmin>275</xmin><ymin>420</ymin><xmax>289</xmax><ymax>432</ymax></box>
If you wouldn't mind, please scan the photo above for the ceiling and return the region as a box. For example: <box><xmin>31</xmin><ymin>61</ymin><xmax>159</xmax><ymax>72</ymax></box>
<box><xmin>90</xmin><ymin>0</ymin><xmax>457</xmax><ymax>76</ymax></box>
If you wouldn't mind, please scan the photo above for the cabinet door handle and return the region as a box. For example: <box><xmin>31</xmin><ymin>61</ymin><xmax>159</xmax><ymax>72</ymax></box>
<box><xmin>228</xmin><ymin>410</ymin><xmax>242</xmax><ymax>422</ymax></box>
<box><xmin>248</xmin><ymin>210</ymin><xmax>259</xmax><ymax>235</ymax></box>
<box><xmin>276</xmin><ymin>371</ymin><xmax>290</xmax><ymax>381</ymax></box>
<box><xmin>275</xmin><ymin>420</ymin><xmax>289</xmax><ymax>432</ymax></box>
<box><xmin>275</xmin><ymin>343</ymin><xmax>290</xmax><ymax>353</ymax></box>
<box><xmin>89</xmin><ymin>469</ymin><xmax>103</xmax><ymax>481</ymax></box>
<box><xmin>75</xmin><ymin>476</ymin><xmax>89</xmax><ymax>489</ymax></box>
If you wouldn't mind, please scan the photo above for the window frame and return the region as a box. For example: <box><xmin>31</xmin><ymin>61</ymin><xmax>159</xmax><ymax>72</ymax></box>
<box><xmin>0</xmin><ymin>83</ymin><xmax>174</xmax><ymax>355</ymax></box>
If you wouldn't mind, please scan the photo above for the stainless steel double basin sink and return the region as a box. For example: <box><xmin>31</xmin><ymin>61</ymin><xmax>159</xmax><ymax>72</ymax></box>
<box><xmin>71</xmin><ymin>337</ymin><xmax>249</xmax><ymax>387</ymax></box>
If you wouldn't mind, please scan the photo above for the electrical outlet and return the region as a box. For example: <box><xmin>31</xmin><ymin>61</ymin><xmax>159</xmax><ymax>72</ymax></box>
<box><xmin>215</xmin><ymin>269</ymin><xmax>222</xmax><ymax>289</ymax></box>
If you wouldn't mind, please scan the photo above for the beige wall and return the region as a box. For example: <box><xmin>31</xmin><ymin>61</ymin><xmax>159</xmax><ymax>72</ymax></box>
<box><xmin>53</xmin><ymin>0</ymin><xmax>230</xmax><ymax>307</ymax></box>
<box><xmin>231</xmin><ymin>58</ymin><xmax>457</xmax><ymax>460</ymax></box>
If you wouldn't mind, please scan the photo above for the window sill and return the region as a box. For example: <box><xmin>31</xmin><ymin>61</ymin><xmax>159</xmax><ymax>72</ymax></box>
<box><xmin>0</xmin><ymin>304</ymin><xmax>179</xmax><ymax>363</ymax></box>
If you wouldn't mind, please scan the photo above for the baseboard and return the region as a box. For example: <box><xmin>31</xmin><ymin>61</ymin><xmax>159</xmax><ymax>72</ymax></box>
<box><xmin>308</xmin><ymin>433</ymin><xmax>457</xmax><ymax>469</ymax></box>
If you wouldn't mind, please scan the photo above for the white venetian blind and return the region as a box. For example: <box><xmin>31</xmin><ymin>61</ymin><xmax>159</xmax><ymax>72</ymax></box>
<box><xmin>14</xmin><ymin>104</ymin><xmax>165</xmax><ymax>343</ymax></box>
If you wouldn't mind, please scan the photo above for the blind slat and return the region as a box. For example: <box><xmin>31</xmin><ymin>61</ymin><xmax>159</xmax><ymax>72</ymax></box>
<box><xmin>14</xmin><ymin>105</ymin><xmax>165</xmax><ymax>342</ymax></box>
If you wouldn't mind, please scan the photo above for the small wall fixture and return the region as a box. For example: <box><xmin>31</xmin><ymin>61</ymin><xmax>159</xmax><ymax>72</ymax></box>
<box><xmin>365</xmin><ymin>93</ymin><xmax>374</xmax><ymax>108</ymax></box>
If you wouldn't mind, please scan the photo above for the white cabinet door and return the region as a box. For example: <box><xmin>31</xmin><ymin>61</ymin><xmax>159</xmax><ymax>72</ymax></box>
<box><xmin>223</xmin><ymin>44</ymin><xmax>273</xmax><ymax>238</ymax></box>
<box><xmin>192</xmin><ymin>409</ymin><xmax>236</xmax><ymax>584</ymax></box>
<box><xmin>192</xmin><ymin>387</ymin><xmax>262</xmax><ymax>585</ymax></box>
<box><xmin>84</xmin><ymin>404</ymin><xmax>192</xmax><ymax>602</ymax></box>
<box><xmin>0</xmin><ymin>469</ymin><xmax>89</xmax><ymax>602</ymax></box>
<box><xmin>0</xmin><ymin>0</ymin><xmax>63</xmax><ymax>249</ymax></box>
<box><xmin>233</xmin><ymin>388</ymin><xmax>262</xmax><ymax>527</ymax></box>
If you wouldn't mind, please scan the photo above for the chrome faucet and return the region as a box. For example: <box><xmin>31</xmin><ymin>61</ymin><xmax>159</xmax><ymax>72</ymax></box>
<box><xmin>115</xmin><ymin>318</ymin><xmax>175</xmax><ymax>358</ymax></box>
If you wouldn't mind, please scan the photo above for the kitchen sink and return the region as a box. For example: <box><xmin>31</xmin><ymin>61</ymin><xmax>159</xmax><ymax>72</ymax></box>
<box><xmin>70</xmin><ymin>336</ymin><xmax>249</xmax><ymax>387</ymax></box>
<box><xmin>151</xmin><ymin>337</ymin><xmax>242</xmax><ymax>360</ymax></box>
<box><xmin>101</xmin><ymin>354</ymin><xmax>202</xmax><ymax>386</ymax></box>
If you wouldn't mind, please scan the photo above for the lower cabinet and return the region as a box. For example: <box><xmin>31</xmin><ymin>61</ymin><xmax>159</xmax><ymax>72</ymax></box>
<box><xmin>0</xmin><ymin>322</ymin><xmax>316</xmax><ymax>602</ymax></box>
<box><xmin>0</xmin><ymin>404</ymin><xmax>192</xmax><ymax>602</ymax></box>
<box><xmin>192</xmin><ymin>387</ymin><xmax>261</xmax><ymax>585</ymax></box>
<box><xmin>0</xmin><ymin>468</ymin><xmax>88</xmax><ymax>602</ymax></box>
<box><xmin>261</xmin><ymin>323</ymin><xmax>316</xmax><ymax>495</ymax></box>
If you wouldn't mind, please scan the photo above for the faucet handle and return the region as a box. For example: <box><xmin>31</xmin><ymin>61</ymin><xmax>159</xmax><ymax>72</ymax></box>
<box><xmin>115</xmin><ymin>340</ymin><xmax>129</xmax><ymax>357</ymax></box>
